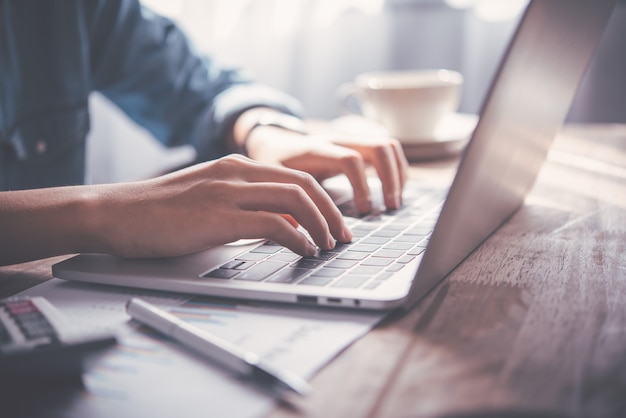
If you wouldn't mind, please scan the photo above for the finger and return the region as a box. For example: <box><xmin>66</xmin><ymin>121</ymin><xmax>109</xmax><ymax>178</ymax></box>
<box><xmin>328</xmin><ymin>138</ymin><xmax>405</xmax><ymax>211</ymax></box>
<box><xmin>235</xmin><ymin>182</ymin><xmax>337</xmax><ymax>250</ymax></box>
<box><xmin>334</xmin><ymin>151</ymin><xmax>373</xmax><ymax>215</ymax></box>
<box><xmin>390</xmin><ymin>139</ymin><xmax>410</xmax><ymax>190</ymax></box>
<box><xmin>365</xmin><ymin>144</ymin><xmax>402</xmax><ymax>210</ymax></box>
<box><xmin>234</xmin><ymin>211</ymin><xmax>317</xmax><ymax>256</ymax></box>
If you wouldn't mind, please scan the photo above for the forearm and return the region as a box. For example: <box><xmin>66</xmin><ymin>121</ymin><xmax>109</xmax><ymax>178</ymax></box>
<box><xmin>87</xmin><ymin>0</ymin><xmax>303</xmax><ymax>161</ymax></box>
<box><xmin>0</xmin><ymin>186</ymin><xmax>108</xmax><ymax>266</ymax></box>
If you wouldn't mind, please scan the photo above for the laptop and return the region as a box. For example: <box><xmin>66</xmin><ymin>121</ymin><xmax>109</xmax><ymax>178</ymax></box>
<box><xmin>53</xmin><ymin>0</ymin><xmax>616</xmax><ymax>311</ymax></box>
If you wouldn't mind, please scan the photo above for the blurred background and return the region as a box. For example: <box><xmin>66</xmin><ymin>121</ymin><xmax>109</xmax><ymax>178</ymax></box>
<box><xmin>86</xmin><ymin>0</ymin><xmax>626</xmax><ymax>184</ymax></box>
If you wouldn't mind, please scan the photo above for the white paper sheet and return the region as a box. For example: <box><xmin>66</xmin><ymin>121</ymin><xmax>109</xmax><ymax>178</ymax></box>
<box><xmin>19</xmin><ymin>279</ymin><xmax>383</xmax><ymax>418</ymax></box>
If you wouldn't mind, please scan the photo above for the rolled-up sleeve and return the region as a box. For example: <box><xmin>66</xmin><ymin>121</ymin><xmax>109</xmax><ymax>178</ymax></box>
<box><xmin>85</xmin><ymin>0</ymin><xmax>303</xmax><ymax>162</ymax></box>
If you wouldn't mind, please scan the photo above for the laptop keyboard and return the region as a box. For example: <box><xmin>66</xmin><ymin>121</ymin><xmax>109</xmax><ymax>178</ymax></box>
<box><xmin>202</xmin><ymin>186</ymin><xmax>447</xmax><ymax>290</ymax></box>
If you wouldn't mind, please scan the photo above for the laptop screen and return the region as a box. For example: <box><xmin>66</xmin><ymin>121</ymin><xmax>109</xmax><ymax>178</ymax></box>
<box><xmin>406</xmin><ymin>0</ymin><xmax>617</xmax><ymax>308</ymax></box>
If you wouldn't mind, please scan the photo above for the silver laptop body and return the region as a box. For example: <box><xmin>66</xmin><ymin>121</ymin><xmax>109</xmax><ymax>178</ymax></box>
<box><xmin>53</xmin><ymin>0</ymin><xmax>616</xmax><ymax>310</ymax></box>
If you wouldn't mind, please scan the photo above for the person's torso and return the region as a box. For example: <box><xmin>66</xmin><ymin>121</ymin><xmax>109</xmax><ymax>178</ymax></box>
<box><xmin>0</xmin><ymin>0</ymin><xmax>91</xmax><ymax>190</ymax></box>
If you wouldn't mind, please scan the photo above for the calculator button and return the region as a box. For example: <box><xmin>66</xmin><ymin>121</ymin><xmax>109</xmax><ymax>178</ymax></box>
<box><xmin>6</xmin><ymin>300</ymin><xmax>38</xmax><ymax>315</ymax></box>
<box><xmin>18</xmin><ymin>317</ymin><xmax>56</xmax><ymax>340</ymax></box>
<box><xmin>1</xmin><ymin>300</ymin><xmax>51</xmax><ymax>340</ymax></box>
<box><xmin>7</xmin><ymin>302</ymin><xmax>57</xmax><ymax>340</ymax></box>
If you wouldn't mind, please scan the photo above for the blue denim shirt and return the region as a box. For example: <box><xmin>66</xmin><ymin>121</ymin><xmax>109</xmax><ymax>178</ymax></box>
<box><xmin>0</xmin><ymin>0</ymin><xmax>302</xmax><ymax>190</ymax></box>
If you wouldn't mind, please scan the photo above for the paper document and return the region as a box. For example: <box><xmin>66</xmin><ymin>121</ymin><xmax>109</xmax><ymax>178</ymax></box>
<box><xmin>19</xmin><ymin>279</ymin><xmax>383</xmax><ymax>418</ymax></box>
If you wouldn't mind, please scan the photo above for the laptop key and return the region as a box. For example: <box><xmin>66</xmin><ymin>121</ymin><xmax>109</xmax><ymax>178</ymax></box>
<box><xmin>348</xmin><ymin>244</ymin><xmax>380</xmax><ymax>253</ymax></box>
<box><xmin>269</xmin><ymin>253</ymin><xmax>301</xmax><ymax>262</ymax></box>
<box><xmin>250</xmin><ymin>245</ymin><xmax>282</xmax><ymax>254</ymax></box>
<box><xmin>404</xmin><ymin>227</ymin><xmax>433</xmax><ymax>236</ymax></box>
<box><xmin>351</xmin><ymin>227</ymin><xmax>374</xmax><ymax>238</ymax></box>
<box><xmin>266</xmin><ymin>268</ymin><xmax>309</xmax><ymax>283</ymax></box>
<box><xmin>234</xmin><ymin>261</ymin><xmax>287</xmax><ymax>281</ymax></box>
<box><xmin>371</xmin><ymin>229</ymin><xmax>400</xmax><ymax>238</ymax></box>
<box><xmin>336</xmin><ymin>252</ymin><xmax>368</xmax><ymax>261</ymax></box>
<box><xmin>383</xmin><ymin>242</ymin><xmax>413</xmax><ymax>251</ymax></box>
<box><xmin>291</xmin><ymin>259</ymin><xmax>324</xmax><ymax>269</ymax></box>
<box><xmin>353</xmin><ymin>224</ymin><xmax>378</xmax><ymax>231</ymax></box>
<box><xmin>309</xmin><ymin>268</ymin><xmax>344</xmax><ymax>278</ymax></box>
<box><xmin>385</xmin><ymin>263</ymin><xmax>405</xmax><ymax>273</ymax></box>
<box><xmin>222</xmin><ymin>260</ymin><xmax>256</xmax><ymax>270</ymax></box>
<box><xmin>384</xmin><ymin>223</ymin><xmax>408</xmax><ymax>231</ymax></box>
<box><xmin>363</xmin><ymin>282</ymin><xmax>382</xmax><ymax>290</ymax></box>
<box><xmin>220</xmin><ymin>260</ymin><xmax>245</xmax><ymax>269</ymax></box>
<box><xmin>407</xmin><ymin>247</ymin><xmax>426</xmax><ymax>256</ymax></box>
<box><xmin>361</xmin><ymin>258</ymin><xmax>393</xmax><ymax>267</ymax></box>
<box><xmin>203</xmin><ymin>268</ymin><xmax>240</xmax><ymax>279</ymax></box>
<box><xmin>327</xmin><ymin>242</ymin><xmax>352</xmax><ymax>253</ymax></box>
<box><xmin>305</xmin><ymin>251</ymin><xmax>337</xmax><ymax>261</ymax></box>
<box><xmin>332</xmin><ymin>275</ymin><xmax>370</xmax><ymax>288</ymax></box>
<box><xmin>397</xmin><ymin>255</ymin><xmax>416</xmax><ymax>264</ymax></box>
<box><xmin>325</xmin><ymin>259</ymin><xmax>358</xmax><ymax>269</ymax></box>
<box><xmin>394</xmin><ymin>234</ymin><xmax>419</xmax><ymax>242</ymax></box>
<box><xmin>373</xmin><ymin>249</ymin><xmax>405</xmax><ymax>258</ymax></box>
<box><xmin>351</xmin><ymin>266</ymin><xmax>383</xmax><ymax>275</ymax></box>
<box><xmin>360</xmin><ymin>237</ymin><xmax>390</xmax><ymax>245</ymax></box>
<box><xmin>373</xmin><ymin>272</ymin><xmax>394</xmax><ymax>281</ymax></box>
<box><xmin>235</xmin><ymin>252</ymin><xmax>268</xmax><ymax>262</ymax></box>
<box><xmin>298</xmin><ymin>277</ymin><xmax>333</xmax><ymax>286</ymax></box>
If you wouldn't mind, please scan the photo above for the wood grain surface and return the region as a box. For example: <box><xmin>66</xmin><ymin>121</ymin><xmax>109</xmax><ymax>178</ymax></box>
<box><xmin>1</xmin><ymin>124</ymin><xmax>624</xmax><ymax>418</ymax></box>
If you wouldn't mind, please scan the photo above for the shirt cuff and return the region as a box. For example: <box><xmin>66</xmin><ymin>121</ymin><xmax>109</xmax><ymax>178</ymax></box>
<box><xmin>189</xmin><ymin>83</ymin><xmax>305</xmax><ymax>163</ymax></box>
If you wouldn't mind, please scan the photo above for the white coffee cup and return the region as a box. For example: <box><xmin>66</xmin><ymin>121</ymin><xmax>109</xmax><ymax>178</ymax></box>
<box><xmin>337</xmin><ymin>69</ymin><xmax>463</xmax><ymax>142</ymax></box>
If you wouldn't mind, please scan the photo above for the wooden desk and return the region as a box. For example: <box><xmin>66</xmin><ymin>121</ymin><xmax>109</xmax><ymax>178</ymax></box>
<box><xmin>1</xmin><ymin>124</ymin><xmax>625</xmax><ymax>418</ymax></box>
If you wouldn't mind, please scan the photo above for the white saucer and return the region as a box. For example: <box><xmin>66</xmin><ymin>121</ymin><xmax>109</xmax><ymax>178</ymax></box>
<box><xmin>399</xmin><ymin>113</ymin><xmax>478</xmax><ymax>161</ymax></box>
<box><xmin>330</xmin><ymin>113</ymin><xmax>478</xmax><ymax>161</ymax></box>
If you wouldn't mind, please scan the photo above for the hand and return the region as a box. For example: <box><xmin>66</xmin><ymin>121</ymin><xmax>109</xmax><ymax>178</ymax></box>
<box><xmin>96</xmin><ymin>155</ymin><xmax>352</xmax><ymax>258</ymax></box>
<box><xmin>0</xmin><ymin>155</ymin><xmax>352</xmax><ymax>266</ymax></box>
<box><xmin>246</xmin><ymin>127</ymin><xmax>409</xmax><ymax>214</ymax></box>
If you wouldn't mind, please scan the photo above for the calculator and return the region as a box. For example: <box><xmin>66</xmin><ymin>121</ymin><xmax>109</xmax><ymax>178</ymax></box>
<box><xmin>0</xmin><ymin>296</ymin><xmax>116</xmax><ymax>389</ymax></box>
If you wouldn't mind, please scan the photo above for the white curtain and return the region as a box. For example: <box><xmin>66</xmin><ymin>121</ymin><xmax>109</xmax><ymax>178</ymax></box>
<box><xmin>140</xmin><ymin>0</ymin><xmax>527</xmax><ymax>118</ymax></box>
<box><xmin>87</xmin><ymin>0</ymin><xmax>527</xmax><ymax>183</ymax></box>
<box><xmin>142</xmin><ymin>0</ymin><xmax>391</xmax><ymax>118</ymax></box>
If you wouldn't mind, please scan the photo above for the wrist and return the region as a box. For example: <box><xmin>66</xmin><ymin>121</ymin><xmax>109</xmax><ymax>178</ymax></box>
<box><xmin>233</xmin><ymin>108</ymin><xmax>308</xmax><ymax>156</ymax></box>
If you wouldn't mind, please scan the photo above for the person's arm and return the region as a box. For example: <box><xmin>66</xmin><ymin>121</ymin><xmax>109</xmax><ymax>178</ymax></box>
<box><xmin>86</xmin><ymin>0</ymin><xmax>303</xmax><ymax>163</ymax></box>
<box><xmin>0</xmin><ymin>156</ymin><xmax>352</xmax><ymax>267</ymax></box>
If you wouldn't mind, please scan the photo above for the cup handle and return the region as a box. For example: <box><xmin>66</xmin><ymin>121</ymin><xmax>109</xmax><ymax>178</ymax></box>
<box><xmin>336</xmin><ymin>82</ymin><xmax>363</xmax><ymax>115</ymax></box>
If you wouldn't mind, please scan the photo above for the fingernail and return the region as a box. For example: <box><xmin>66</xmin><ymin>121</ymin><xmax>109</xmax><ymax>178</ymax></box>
<box><xmin>327</xmin><ymin>236</ymin><xmax>336</xmax><ymax>250</ymax></box>
<box><xmin>306</xmin><ymin>242</ymin><xmax>317</xmax><ymax>256</ymax></box>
